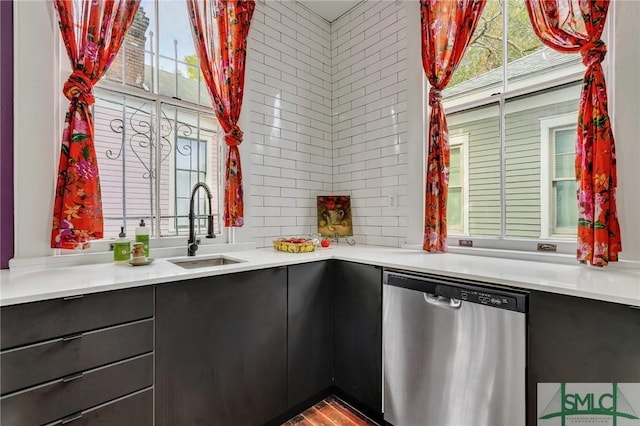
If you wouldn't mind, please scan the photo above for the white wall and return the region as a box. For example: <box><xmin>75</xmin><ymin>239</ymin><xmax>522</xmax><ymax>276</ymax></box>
<box><xmin>244</xmin><ymin>0</ymin><xmax>333</xmax><ymax>248</ymax></box>
<box><xmin>12</xmin><ymin>0</ymin><xmax>640</xmax><ymax>263</ymax></box>
<box><xmin>331</xmin><ymin>1</ymin><xmax>409</xmax><ymax>247</ymax></box>
<box><xmin>611</xmin><ymin>0</ymin><xmax>640</xmax><ymax>263</ymax></box>
<box><xmin>13</xmin><ymin>1</ymin><xmax>60</xmax><ymax>260</ymax></box>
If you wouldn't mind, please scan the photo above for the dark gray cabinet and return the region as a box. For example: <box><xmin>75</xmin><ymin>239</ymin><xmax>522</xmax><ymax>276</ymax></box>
<box><xmin>2</xmin><ymin>319</ymin><xmax>153</xmax><ymax>395</ymax></box>
<box><xmin>528</xmin><ymin>291</ymin><xmax>640</xmax><ymax>425</ymax></box>
<box><xmin>47</xmin><ymin>388</ymin><xmax>153</xmax><ymax>426</ymax></box>
<box><xmin>155</xmin><ymin>267</ymin><xmax>288</xmax><ymax>426</ymax></box>
<box><xmin>1</xmin><ymin>354</ymin><xmax>152</xmax><ymax>426</ymax></box>
<box><xmin>0</xmin><ymin>286</ymin><xmax>154</xmax><ymax>426</ymax></box>
<box><xmin>287</xmin><ymin>261</ymin><xmax>334</xmax><ymax>408</ymax></box>
<box><xmin>333</xmin><ymin>261</ymin><xmax>382</xmax><ymax>414</ymax></box>
<box><xmin>0</xmin><ymin>286</ymin><xmax>153</xmax><ymax>350</ymax></box>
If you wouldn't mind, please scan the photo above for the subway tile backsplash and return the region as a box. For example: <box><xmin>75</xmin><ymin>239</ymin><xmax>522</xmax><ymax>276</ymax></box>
<box><xmin>247</xmin><ymin>1</ymin><xmax>408</xmax><ymax>248</ymax></box>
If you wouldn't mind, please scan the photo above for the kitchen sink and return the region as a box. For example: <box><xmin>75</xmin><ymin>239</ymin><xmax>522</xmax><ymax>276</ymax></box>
<box><xmin>168</xmin><ymin>255</ymin><xmax>246</xmax><ymax>269</ymax></box>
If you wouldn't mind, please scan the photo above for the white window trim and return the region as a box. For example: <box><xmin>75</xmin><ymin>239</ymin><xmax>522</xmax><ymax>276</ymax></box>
<box><xmin>448</xmin><ymin>133</ymin><xmax>470</xmax><ymax>236</ymax></box>
<box><xmin>540</xmin><ymin>113</ymin><xmax>577</xmax><ymax>239</ymax></box>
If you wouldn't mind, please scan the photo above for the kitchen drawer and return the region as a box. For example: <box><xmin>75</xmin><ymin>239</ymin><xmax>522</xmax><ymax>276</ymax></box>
<box><xmin>45</xmin><ymin>388</ymin><xmax>153</xmax><ymax>426</ymax></box>
<box><xmin>0</xmin><ymin>353</ymin><xmax>153</xmax><ymax>426</ymax></box>
<box><xmin>1</xmin><ymin>286</ymin><xmax>153</xmax><ymax>350</ymax></box>
<box><xmin>1</xmin><ymin>319</ymin><xmax>153</xmax><ymax>395</ymax></box>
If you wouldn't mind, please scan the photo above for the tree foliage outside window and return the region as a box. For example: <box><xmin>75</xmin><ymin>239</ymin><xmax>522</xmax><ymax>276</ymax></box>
<box><xmin>183</xmin><ymin>54</ymin><xmax>200</xmax><ymax>80</ymax></box>
<box><xmin>450</xmin><ymin>0</ymin><xmax>543</xmax><ymax>88</ymax></box>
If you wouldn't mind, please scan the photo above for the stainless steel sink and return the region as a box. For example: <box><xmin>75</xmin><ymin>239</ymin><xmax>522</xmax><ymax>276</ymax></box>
<box><xmin>168</xmin><ymin>255</ymin><xmax>245</xmax><ymax>269</ymax></box>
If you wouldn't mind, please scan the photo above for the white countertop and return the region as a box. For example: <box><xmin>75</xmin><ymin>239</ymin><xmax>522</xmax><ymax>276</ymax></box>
<box><xmin>1</xmin><ymin>245</ymin><xmax>639</xmax><ymax>306</ymax></box>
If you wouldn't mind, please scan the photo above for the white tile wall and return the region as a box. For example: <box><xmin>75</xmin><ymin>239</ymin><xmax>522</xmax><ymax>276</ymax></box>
<box><xmin>246</xmin><ymin>0</ymin><xmax>333</xmax><ymax>247</ymax></box>
<box><xmin>246</xmin><ymin>0</ymin><xmax>408</xmax><ymax>248</ymax></box>
<box><xmin>331</xmin><ymin>1</ymin><xmax>408</xmax><ymax>247</ymax></box>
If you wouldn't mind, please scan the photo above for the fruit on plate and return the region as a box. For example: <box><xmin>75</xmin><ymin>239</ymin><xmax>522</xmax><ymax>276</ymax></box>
<box><xmin>283</xmin><ymin>238</ymin><xmax>309</xmax><ymax>244</ymax></box>
<box><xmin>321</xmin><ymin>239</ymin><xmax>330</xmax><ymax>248</ymax></box>
<box><xmin>273</xmin><ymin>237</ymin><xmax>316</xmax><ymax>253</ymax></box>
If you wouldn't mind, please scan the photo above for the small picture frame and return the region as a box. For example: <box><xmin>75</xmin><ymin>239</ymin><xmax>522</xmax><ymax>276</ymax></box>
<box><xmin>317</xmin><ymin>195</ymin><xmax>353</xmax><ymax>237</ymax></box>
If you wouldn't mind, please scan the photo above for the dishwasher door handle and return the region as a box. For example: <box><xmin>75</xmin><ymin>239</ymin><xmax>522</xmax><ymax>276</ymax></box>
<box><xmin>424</xmin><ymin>293</ymin><xmax>462</xmax><ymax>310</ymax></box>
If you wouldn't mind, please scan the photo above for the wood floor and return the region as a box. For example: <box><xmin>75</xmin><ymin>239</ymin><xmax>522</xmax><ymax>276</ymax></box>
<box><xmin>282</xmin><ymin>395</ymin><xmax>378</xmax><ymax>426</ymax></box>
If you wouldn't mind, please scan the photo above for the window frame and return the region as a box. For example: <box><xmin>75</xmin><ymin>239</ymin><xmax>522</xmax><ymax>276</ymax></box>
<box><xmin>435</xmin><ymin>0</ymin><xmax>614</xmax><ymax>255</ymax></box>
<box><xmin>95</xmin><ymin>80</ymin><xmax>224</xmax><ymax>244</ymax></box>
<box><xmin>84</xmin><ymin>0</ymin><xmax>226</xmax><ymax>250</ymax></box>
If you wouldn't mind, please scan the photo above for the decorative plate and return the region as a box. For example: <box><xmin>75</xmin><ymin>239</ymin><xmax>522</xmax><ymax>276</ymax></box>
<box><xmin>128</xmin><ymin>258</ymin><xmax>155</xmax><ymax>266</ymax></box>
<box><xmin>273</xmin><ymin>238</ymin><xmax>316</xmax><ymax>253</ymax></box>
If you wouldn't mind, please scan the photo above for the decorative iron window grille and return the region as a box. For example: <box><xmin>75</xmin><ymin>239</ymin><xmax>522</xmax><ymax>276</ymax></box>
<box><xmin>93</xmin><ymin>1</ymin><xmax>221</xmax><ymax>240</ymax></box>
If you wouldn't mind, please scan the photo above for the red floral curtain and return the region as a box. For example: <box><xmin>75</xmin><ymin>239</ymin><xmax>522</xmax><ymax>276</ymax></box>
<box><xmin>186</xmin><ymin>0</ymin><xmax>255</xmax><ymax>227</ymax></box>
<box><xmin>526</xmin><ymin>0</ymin><xmax>621</xmax><ymax>266</ymax></box>
<box><xmin>420</xmin><ymin>0</ymin><xmax>486</xmax><ymax>252</ymax></box>
<box><xmin>51</xmin><ymin>0</ymin><xmax>140</xmax><ymax>249</ymax></box>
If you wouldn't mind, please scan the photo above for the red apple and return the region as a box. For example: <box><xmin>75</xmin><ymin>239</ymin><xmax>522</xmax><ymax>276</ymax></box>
<box><xmin>321</xmin><ymin>239</ymin><xmax>330</xmax><ymax>248</ymax></box>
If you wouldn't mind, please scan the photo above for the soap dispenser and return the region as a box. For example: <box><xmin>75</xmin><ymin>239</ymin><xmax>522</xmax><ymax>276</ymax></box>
<box><xmin>136</xmin><ymin>219</ymin><xmax>150</xmax><ymax>257</ymax></box>
<box><xmin>114</xmin><ymin>227</ymin><xmax>131</xmax><ymax>263</ymax></box>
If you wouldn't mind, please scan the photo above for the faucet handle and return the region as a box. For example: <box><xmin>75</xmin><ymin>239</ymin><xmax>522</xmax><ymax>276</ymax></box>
<box><xmin>188</xmin><ymin>242</ymin><xmax>199</xmax><ymax>255</ymax></box>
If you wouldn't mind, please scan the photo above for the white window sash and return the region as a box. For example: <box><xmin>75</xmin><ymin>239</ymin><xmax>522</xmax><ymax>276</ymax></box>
<box><xmin>540</xmin><ymin>113</ymin><xmax>578</xmax><ymax>239</ymax></box>
<box><xmin>448</xmin><ymin>133</ymin><xmax>470</xmax><ymax>236</ymax></box>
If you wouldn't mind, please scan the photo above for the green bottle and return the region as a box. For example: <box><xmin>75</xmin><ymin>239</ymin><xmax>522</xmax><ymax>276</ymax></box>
<box><xmin>136</xmin><ymin>219</ymin><xmax>150</xmax><ymax>257</ymax></box>
<box><xmin>114</xmin><ymin>227</ymin><xmax>131</xmax><ymax>263</ymax></box>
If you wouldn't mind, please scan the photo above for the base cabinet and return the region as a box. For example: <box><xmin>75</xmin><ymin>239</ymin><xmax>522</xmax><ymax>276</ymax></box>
<box><xmin>333</xmin><ymin>261</ymin><xmax>382</xmax><ymax>414</ymax></box>
<box><xmin>46</xmin><ymin>389</ymin><xmax>153</xmax><ymax>426</ymax></box>
<box><xmin>155</xmin><ymin>267</ymin><xmax>288</xmax><ymax>426</ymax></box>
<box><xmin>528</xmin><ymin>291</ymin><xmax>640</xmax><ymax>425</ymax></box>
<box><xmin>287</xmin><ymin>261</ymin><xmax>334</xmax><ymax>408</ymax></box>
<box><xmin>0</xmin><ymin>286</ymin><xmax>154</xmax><ymax>426</ymax></box>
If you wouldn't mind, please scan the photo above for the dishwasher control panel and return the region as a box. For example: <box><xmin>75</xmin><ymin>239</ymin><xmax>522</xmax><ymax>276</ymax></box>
<box><xmin>384</xmin><ymin>271</ymin><xmax>528</xmax><ymax>313</ymax></box>
<box><xmin>460</xmin><ymin>289</ymin><xmax>517</xmax><ymax>310</ymax></box>
<box><xmin>436</xmin><ymin>285</ymin><xmax>520</xmax><ymax>311</ymax></box>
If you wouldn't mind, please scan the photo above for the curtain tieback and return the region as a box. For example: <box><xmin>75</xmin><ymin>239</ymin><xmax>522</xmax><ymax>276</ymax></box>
<box><xmin>224</xmin><ymin>125</ymin><xmax>244</xmax><ymax>147</ymax></box>
<box><xmin>580</xmin><ymin>39</ymin><xmax>607</xmax><ymax>68</ymax></box>
<box><xmin>63</xmin><ymin>70</ymin><xmax>95</xmax><ymax>106</ymax></box>
<box><xmin>429</xmin><ymin>87</ymin><xmax>442</xmax><ymax>106</ymax></box>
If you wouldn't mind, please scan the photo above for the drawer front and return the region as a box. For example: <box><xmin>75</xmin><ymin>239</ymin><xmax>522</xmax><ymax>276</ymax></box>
<box><xmin>47</xmin><ymin>388</ymin><xmax>153</xmax><ymax>426</ymax></box>
<box><xmin>1</xmin><ymin>286</ymin><xmax>153</xmax><ymax>350</ymax></box>
<box><xmin>0</xmin><ymin>353</ymin><xmax>153</xmax><ymax>426</ymax></box>
<box><xmin>1</xmin><ymin>319</ymin><xmax>153</xmax><ymax>395</ymax></box>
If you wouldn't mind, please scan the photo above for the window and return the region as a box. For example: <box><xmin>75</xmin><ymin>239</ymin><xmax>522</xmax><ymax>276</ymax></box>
<box><xmin>447</xmin><ymin>133</ymin><xmax>469</xmax><ymax>235</ymax></box>
<box><xmin>173</xmin><ymin>136</ymin><xmax>213</xmax><ymax>234</ymax></box>
<box><xmin>441</xmin><ymin>0</ymin><xmax>591</xmax><ymax>251</ymax></box>
<box><xmin>93</xmin><ymin>0</ymin><xmax>222</xmax><ymax>240</ymax></box>
<box><xmin>552</xmin><ymin>128</ymin><xmax>578</xmax><ymax>234</ymax></box>
<box><xmin>540</xmin><ymin>114</ymin><xmax>579</xmax><ymax>238</ymax></box>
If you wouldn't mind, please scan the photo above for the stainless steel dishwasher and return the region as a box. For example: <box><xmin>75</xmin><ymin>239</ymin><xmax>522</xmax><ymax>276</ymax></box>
<box><xmin>383</xmin><ymin>270</ymin><xmax>527</xmax><ymax>426</ymax></box>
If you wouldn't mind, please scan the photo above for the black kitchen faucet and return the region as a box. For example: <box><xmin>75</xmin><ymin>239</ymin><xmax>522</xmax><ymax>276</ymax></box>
<box><xmin>188</xmin><ymin>182</ymin><xmax>216</xmax><ymax>256</ymax></box>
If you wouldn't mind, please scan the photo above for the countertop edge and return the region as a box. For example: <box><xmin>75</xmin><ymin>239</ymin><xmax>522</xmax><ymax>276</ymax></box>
<box><xmin>1</xmin><ymin>246</ymin><xmax>639</xmax><ymax>307</ymax></box>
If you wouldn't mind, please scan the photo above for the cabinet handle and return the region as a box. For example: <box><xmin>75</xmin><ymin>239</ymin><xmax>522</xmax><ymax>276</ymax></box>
<box><xmin>61</xmin><ymin>333</ymin><xmax>84</xmax><ymax>342</ymax></box>
<box><xmin>63</xmin><ymin>294</ymin><xmax>84</xmax><ymax>301</ymax></box>
<box><xmin>62</xmin><ymin>372</ymin><xmax>84</xmax><ymax>383</ymax></box>
<box><xmin>61</xmin><ymin>412</ymin><xmax>83</xmax><ymax>424</ymax></box>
